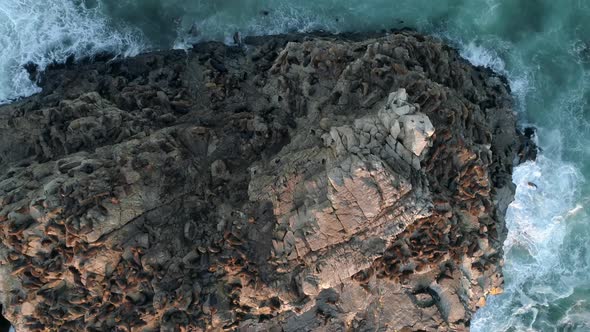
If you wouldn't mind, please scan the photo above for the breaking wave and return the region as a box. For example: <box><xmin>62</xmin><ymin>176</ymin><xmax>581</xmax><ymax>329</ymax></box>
<box><xmin>0</xmin><ymin>0</ymin><xmax>144</xmax><ymax>104</ymax></box>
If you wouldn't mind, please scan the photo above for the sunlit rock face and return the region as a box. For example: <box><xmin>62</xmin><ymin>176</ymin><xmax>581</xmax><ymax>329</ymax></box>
<box><xmin>0</xmin><ymin>31</ymin><xmax>532</xmax><ymax>331</ymax></box>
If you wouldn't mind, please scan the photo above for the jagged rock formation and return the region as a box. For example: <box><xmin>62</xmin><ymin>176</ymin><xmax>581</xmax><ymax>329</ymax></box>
<box><xmin>0</xmin><ymin>31</ymin><xmax>533</xmax><ymax>331</ymax></box>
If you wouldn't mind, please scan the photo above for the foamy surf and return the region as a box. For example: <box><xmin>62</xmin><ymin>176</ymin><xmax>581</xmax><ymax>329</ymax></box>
<box><xmin>472</xmin><ymin>153</ymin><xmax>582</xmax><ymax>331</ymax></box>
<box><xmin>460</xmin><ymin>41</ymin><xmax>506</xmax><ymax>72</ymax></box>
<box><xmin>0</xmin><ymin>0</ymin><xmax>144</xmax><ymax>104</ymax></box>
<box><xmin>454</xmin><ymin>40</ymin><xmax>586</xmax><ymax>331</ymax></box>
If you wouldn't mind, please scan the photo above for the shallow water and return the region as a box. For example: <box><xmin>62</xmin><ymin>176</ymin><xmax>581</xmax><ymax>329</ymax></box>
<box><xmin>2</xmin><ymin>1</ymin><xmax>590</xmax><ymax>330</ymax></box>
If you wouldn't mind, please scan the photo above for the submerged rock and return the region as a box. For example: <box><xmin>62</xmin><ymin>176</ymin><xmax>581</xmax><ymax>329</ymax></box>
<box><xmin>0</xmin><ymin>31</ymin><xmax>532</xmax><ymax>331</ymax></box>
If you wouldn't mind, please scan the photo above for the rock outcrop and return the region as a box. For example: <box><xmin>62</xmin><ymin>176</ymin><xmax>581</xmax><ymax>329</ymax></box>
<box><xmin>0</xmin><ymin>31</ymin><xmax>532</xmax><ymax>331</ymax></box>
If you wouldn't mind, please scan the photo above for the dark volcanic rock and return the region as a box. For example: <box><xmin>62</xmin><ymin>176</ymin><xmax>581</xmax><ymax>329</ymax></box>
<box><xmin>0</xmin><ymin>31</ymin><xmax>530</xmax><ymax>331</ymax></box>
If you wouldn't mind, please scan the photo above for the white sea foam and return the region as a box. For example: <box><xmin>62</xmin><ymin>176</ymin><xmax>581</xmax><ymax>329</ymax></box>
<box><xmin>456</xmin><ymin>41</ymin><xmax>585</xmax><ymax>331</ymax></box>
<box><xmin>458</xmin><ymin>39</ymin><xmax>531</xmax><ymax>109</ymax></box>
<box><xmin>558</xmin><ymin>300</ymin><xmax>590</xmax><ymax>331</ymax></box>
<box><xmin>460</xmin><ymin>41</ymin><xmax>506</xmax><ymax>72</ymax></box>
<box><xmin>472</xmin><ymin>153</ymin><xmax>582</xmax><ymax>331</ymax></box>
<box><xmin>0</xmin><ymin>0</ymin><xmax>145</xmax><ymax>104</ymax></box>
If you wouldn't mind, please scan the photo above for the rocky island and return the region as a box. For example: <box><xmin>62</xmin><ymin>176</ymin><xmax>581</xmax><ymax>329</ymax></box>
<box><xmin>0</xmin><ymin>31</ymin><xmax>534</xmax><ymax>331</ymax></box>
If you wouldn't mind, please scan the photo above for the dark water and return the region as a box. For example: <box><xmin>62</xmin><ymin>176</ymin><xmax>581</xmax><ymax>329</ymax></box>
<box><xmin>1</xmin><ymin>1</ymin><xmax>589</xmax><ymax>330</ymax></box>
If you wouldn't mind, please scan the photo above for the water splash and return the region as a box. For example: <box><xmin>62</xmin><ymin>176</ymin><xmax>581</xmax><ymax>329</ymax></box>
<box><xmin>451</xmin><ymin>39</ymin><xmax>586</xmax><ymax>331</ymax></box>
<box><xmin>0</xmin><ymin>0</ymin><xmax>144</xmax><ymax>104</ymax></box>
<box><xmin>472</xmin><ymin>155</ymin><xmax>582</xmax><ymax>331</ymax></box>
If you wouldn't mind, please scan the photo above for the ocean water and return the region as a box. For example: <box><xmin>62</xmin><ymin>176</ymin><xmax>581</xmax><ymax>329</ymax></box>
<box><xmin>1</xmin><ymin>0</ymin><xmax>590</xmax><ymax>330</ymax></box>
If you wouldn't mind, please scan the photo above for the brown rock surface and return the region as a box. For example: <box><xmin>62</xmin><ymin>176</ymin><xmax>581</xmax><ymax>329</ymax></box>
<box><xmin>0</xmin><ymin>31</ymin><xmax>533</xmax><ymax>331</ymax></box>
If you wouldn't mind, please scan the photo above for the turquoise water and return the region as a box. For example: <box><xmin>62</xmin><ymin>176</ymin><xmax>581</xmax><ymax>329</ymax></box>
<box><xmin>1</xmin><ymin>1</ymin><xmax>590</xmax><ymax>330</ymax></box>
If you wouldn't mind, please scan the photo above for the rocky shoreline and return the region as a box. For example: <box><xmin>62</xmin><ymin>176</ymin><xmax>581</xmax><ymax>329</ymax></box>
<box><xmin>0</xmin><ymin>31</ymin><xmax>534</xmax><ymax>331</ymax></box>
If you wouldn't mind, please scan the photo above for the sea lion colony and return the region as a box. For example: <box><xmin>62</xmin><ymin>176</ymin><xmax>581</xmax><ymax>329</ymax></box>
<box><xmin>0</xmin><ymin>31</ymin><xmax>534</xmax><ymax>331</ymax></box>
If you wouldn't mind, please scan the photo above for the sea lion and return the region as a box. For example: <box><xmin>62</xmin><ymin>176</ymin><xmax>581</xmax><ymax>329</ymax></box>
<box><xmin>188</xmin><ymin>23</ymin><xmax>200</xmax><ymax>37</ymax></box>
<box><xmin>209</xmin><ymin>58</ymin><xmax>228</xmax><ymax>73</ymax></box>
<box><xmin>233</xmin><ymin>31</ymin><xmax>242</xmax><ymax>46</ymax></box>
